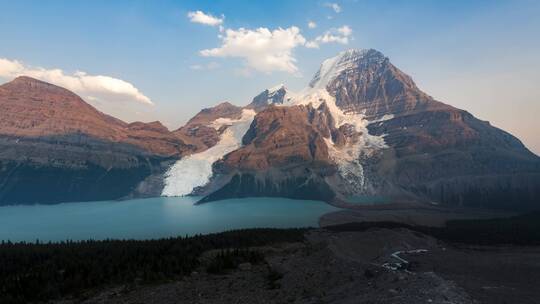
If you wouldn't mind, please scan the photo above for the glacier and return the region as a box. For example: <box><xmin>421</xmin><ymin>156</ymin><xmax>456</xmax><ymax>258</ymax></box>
<box><xmin>161</xmin><ymin>109</ymin><xmax>256</xmax><ymax>197</ymax></box>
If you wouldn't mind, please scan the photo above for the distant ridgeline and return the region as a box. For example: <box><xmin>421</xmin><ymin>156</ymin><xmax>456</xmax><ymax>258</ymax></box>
<box><xmin>1</xmin><ymin>49</ymin><xmax>539</xmax><ymax>209</ymax></box>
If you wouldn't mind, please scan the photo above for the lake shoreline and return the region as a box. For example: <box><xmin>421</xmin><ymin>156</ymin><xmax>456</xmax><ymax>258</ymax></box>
<box><xmin>0</xmin><ymin>196</ymin><xmax>339</xmax><ymax>243</ymax></box>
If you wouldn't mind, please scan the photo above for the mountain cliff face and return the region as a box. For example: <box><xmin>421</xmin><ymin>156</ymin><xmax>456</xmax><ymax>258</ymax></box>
<box><xmin>1</xmin><ymin>49</ymin><xmax>539</xmax><ymax>210</ymax></box>
<box><xmin>0</xmin><ymin>77</ymin><xmax>190</xmax><ymax>205</ymax></box>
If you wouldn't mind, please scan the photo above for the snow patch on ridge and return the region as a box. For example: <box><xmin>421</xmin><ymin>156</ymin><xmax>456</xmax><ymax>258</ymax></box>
<box><xmin>268</xmin><ymin>83</ymin><xmax>285</xmax><ymax>93</ymax></box>
<box><xmin>161</xmin><ymin>109</ymin><xmax>256</xmax><ymax>197</ymax></box>
<box><xmin>369</xmin><ymin>114</ymin><xmax>395</xmax><ymax>124</ymax></box>
<box><xmin>284</xmin><ymin>54</ymin><xmax>388</xmax><ymax>193</ymax></box>
<box><xmin>309</xmin><ymin>49</ymin><xmax>383</xmax><ymax>90</ymax></box>
<box><xmin>267</xmin><ymin>84</ymin><xmax>294</xmax><ymax>105</ymax></box>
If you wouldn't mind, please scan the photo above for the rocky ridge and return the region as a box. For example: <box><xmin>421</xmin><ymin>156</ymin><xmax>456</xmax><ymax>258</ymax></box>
<box><xmin>0</xmin><ymin>77</ymin><xmax>190</xmax><ymax>204</ymax></box>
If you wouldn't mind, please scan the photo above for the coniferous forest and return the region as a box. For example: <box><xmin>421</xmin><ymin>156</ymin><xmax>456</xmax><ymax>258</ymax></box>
<box><xmin>0</xmin><ymin>228</ymin><xmax>306</xmax><ymax>303</ymax></box>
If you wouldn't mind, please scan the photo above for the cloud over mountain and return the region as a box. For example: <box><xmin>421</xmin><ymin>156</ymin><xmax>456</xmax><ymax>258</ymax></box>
<box><xmin>306</xmin><ymin>25</ymin><xmax>353</xmax><ymax>48</ymax></box>
<box><xmin>0</xmin><ymin>57</ymin><xmax>153</xmax><ymax>105</ymax></box>
<box><xmin>200</xmin><ymin>26</ymin><xmax>306</xmax><ymax>74</ymax></box>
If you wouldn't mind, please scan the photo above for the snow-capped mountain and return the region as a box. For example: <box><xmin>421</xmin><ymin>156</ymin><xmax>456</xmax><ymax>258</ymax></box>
<box><xmin>246</xmin><ymin>84</ymin><xmax>291</xmax><ymax>111</ymax></box>
<box><xmin>1</xmin><ymin>49</ymin><xmax>539</xmax><ymax>209</ymax></box>
<box><xmin>163</xmin><ymin>49</ymin><xmax>540</xmax><ymax>209</ymax></box>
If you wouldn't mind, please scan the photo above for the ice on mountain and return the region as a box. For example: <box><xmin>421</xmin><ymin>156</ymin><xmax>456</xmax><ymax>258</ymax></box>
<box><xmin>369</xmin><ymin>114</ymin><xmax>395</xmax><ymax>124</ymax></box>
<box><xmin>268</xmin><ymin>83</ymin><xmax>285</xmax><ymax>94</ymax></box>
<box><xmin>309</xmin><ymin>49</ymin><xmax>385</xmax><ymax>90</ymax></box>
<box><xmin>161</xmin><ymin>109</ymin><xmax>256</xmax><ymax>197</ymax></box>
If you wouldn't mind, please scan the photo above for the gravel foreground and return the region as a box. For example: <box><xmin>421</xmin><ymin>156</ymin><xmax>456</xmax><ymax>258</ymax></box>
<box><xmin>57</xmin><ymin>227</ymin><xmax>540</xmax><ymax>304</ymax></box>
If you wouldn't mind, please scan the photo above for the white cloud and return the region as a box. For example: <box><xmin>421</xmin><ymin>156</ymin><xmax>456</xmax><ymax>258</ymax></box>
<box><xmin>308</xmin><ymin>21</ymin><xmax>317</xmax><ymax>29</ymax></box>
<box><xmin>187</xmin><ymin>11</ymin><xmax>224</xmax><ymax>26</ymax></box>
<box><xmin>189</xmin><ymin>62</ymin><xmax>220</xmax><ymax>71</ymax></box>
<box><xmin>306</xmin><ymin>25</ymin><xmax>353</xmax><ymax>48</ymax></box>
<box><xmin>0</xmin><ymin>57</ymin><xmax>153</xmax><ymax>105</ymax></box>
<box><xmin>337</xmin><ymin>25</ymin><xmax>352</xmax><ymax>36</ymax></box>
<box><xmin>324</xmin><ymin>2</ymin><xmax>342</xmax><ymax>13</ymax></box>
<box><xmin>0</xmin><ymin>58</ymin><xmax>24</xmax><ymax>76</ymax></box>
<box><xmin>305</xmin><ymin>41</ymin><xmax>320</xmax><ymax>49</ymax></box>
<box><xmin>200</xmin><ymin>26</ymin><xmax>307</xmax><ymax>74</ymax></box>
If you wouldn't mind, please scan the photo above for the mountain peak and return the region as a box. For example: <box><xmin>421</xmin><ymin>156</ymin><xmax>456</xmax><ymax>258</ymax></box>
<box><xmin>11</xmin><ymin>75</ymin><xmax>43</xmax><ymax>84</ymax></box>
<box><xmin>337</xmin><ymin>48</ymin><xmax>384</xmax><ymax>60</ymax></box>
<box><xmin>9</xmin><ymin>76</ymin><xmax>57</xmax><ymax>88</ymax></box>
<box><xmin>268</xmin><ymin>83</ymin><xmax>285</xmax><ymax>93</ymax></box>
<box><xmin>309</xmin><ymin>48</ymin><xmax>387</xmax><ymax>89</ymax></box>
<box><xmin>247</xmin><ymin>84</ymin><xmax>289</xmax><ymax>111</ymax></box>
<box><xmin>2</xmin><ymin>75</ymin><xmax>76</xmax><ymax>98</ymax></box>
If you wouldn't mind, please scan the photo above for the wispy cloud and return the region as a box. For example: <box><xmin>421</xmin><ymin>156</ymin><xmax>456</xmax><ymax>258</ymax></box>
<box><xmin>187</xmin><ymin>11</ymin><xmax>224</xmax><ymax>26</ymax></box>
<box><xmin>0</xmin><ymin>57</ymin><xmax>153</xmax><ymax>105</ymax></box>
<box><xmin>200</xmin><ymin>27</ymin><xmax>306</xmax><ymax>74</ymax></box>
<box><xmin>337</xmin><ymin>25</ymin><xmax>352</xmax><ymax>36</ymax></box>
<box><xmin>189</xmin><ymin>62</ymin><xmax>220</xmax><ymax>71</ymax></box>
<box><xmin>324</xmin><ymin>2</ymin><xmax>342</xmax><ymax>13</ymax></box>
<box><xmin>306</xmin><ymin>25</ymin><xmax>352</xmax><ymax>48</ymax></box>
<box><xmin>308</xmin><ymin>21</ymin><xmax>317</xmax><ymax>29</ymax></box>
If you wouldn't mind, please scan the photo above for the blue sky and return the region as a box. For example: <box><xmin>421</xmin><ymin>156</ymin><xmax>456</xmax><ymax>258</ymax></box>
<box><xmin>1</xmin><ymin>0</ymin><xmax>539</xmax><ymax>154</ymax></box>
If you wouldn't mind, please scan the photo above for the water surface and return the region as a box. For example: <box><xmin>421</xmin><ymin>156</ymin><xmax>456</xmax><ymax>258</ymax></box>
<box><xmin>0</xmin><ymin>197</ymin><xmax>339</xmax><ymax>242</ymax></box>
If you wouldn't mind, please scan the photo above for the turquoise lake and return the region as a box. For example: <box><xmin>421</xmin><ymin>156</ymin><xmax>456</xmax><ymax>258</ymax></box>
<box><xmin>0</xmin><ymin>197</ymin><xmax>340</xmax><ymax>242</ymax></box>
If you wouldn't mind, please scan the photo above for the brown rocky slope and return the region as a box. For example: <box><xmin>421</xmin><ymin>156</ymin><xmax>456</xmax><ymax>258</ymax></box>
<box><xmin>0</xmin><ymin>76</ymin><xmax>191</xmax><ymax>205</ymax></box>
<box><xmin>198</xmin><ymin>103</ymin><xmax>340</xmax><ymax>203</ymax></box>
